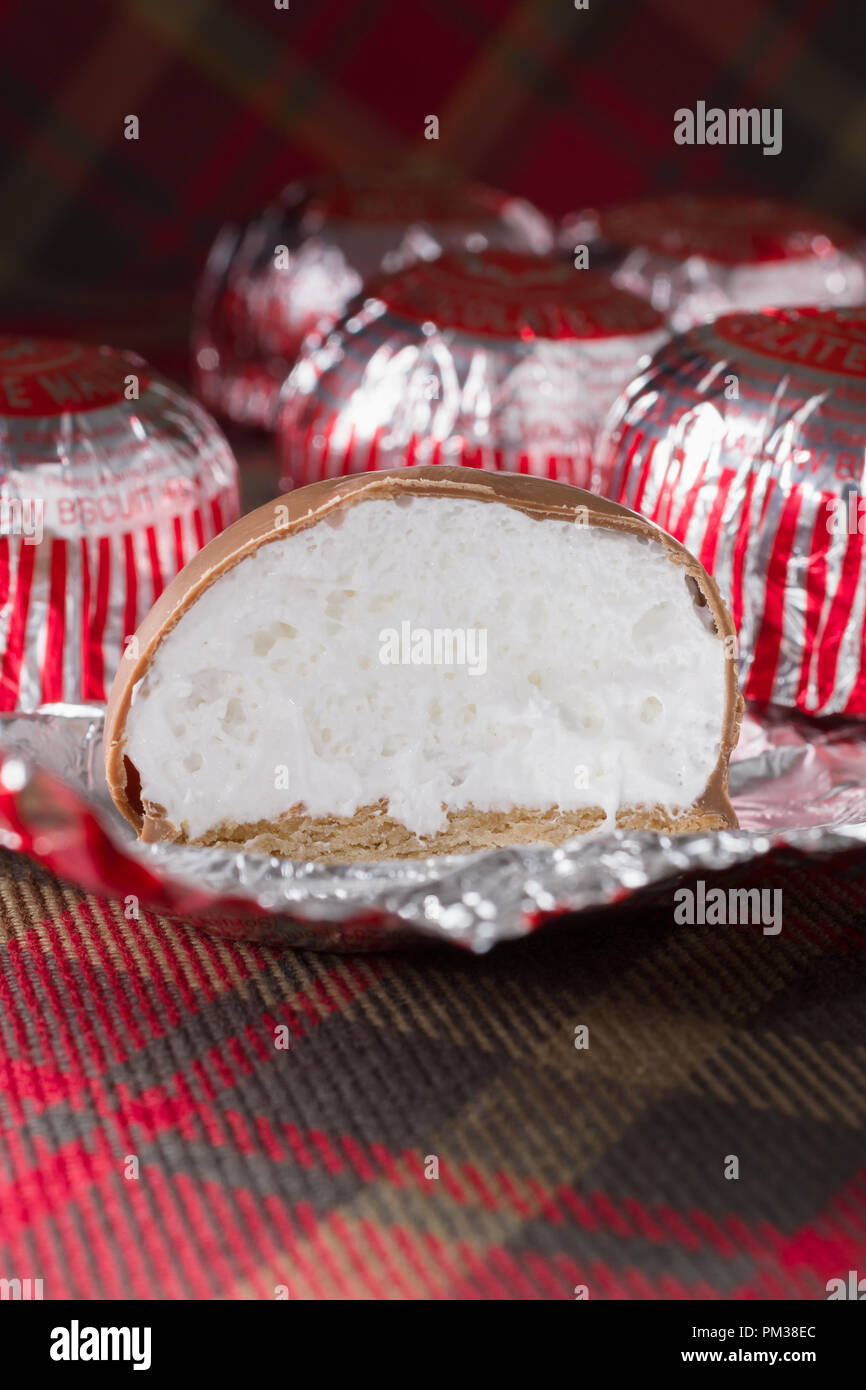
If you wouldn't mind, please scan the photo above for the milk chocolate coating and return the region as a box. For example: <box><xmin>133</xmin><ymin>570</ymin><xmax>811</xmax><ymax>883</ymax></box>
<box><xmin>104</xmin><ymin>465</ymin><xmax>743</xmax><ymax>837</ymax></box>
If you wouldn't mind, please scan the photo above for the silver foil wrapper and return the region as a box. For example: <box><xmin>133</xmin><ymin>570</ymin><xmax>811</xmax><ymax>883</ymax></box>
<box><xmin>192</xmin><ymin>170</ymin><xmax>554</xmax><ymax>429</ymax></box>
<box><xmin>278</xmin><ymin>250</ymin><xmax>668</xmax><ymax>490</ymax></box>
<box><xmin>1</xmin><ymin>706</ymin><xmax>865</xmax><ymax>953</ymax></box>
<box><xmin>596</xmin><ymin>305</ymin><xmax>866</xmax><ymax>716</ymax></box>
<box><xmin>0</xmin><ymin>337</ymin><xmax>241</xmax><ymax>711</ymax></box>
<box><xmin>561</xmin><ymin>194</ymin><xmax>866</xmax><ymax>330</ymax></box>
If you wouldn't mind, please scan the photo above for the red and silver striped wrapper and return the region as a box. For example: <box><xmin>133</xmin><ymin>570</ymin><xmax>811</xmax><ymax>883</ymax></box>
<box><xmin>596</xmin><ymin>306</ymin><xmax>866</xmax><ymax>716</ymax></box>
<box><xmin>0</xmin><ymin>337</ymin><xmax>240</xmax><ymax>712</ymax></box>
<box><xmin>561</xmin><ymin>194</ymin><xmax>866</xmax><ymax>331</ymax></box>
<box><xmin>193</xmin><ymin>170</ymin><xmax>554</xmax><ymax>429</ymax></box>
<box><xmin>277</xmin><ymin>249</ymin><xmax>667</xmax><ymax>490</ymax></box>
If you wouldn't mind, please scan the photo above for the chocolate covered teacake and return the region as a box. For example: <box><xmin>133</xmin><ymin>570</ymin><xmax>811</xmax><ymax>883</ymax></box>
<box><xmin>597</xmin><ymin>306</ymin><xmax>866</xmax><ymax>716</ymax></box>
<box><xmin>277</xmin><ymin>249</ymin><xmax>667</xmax><ymax>491</ymax></box>
<box><xmin>0</xmin><ymin>336</ymin><xmax>240</xmax><ymax>711</ymax></box>
<box><xmin>562</xmin><ymin>194</ymin><xmax>866</xmax><ymax>330</ymax></box>
<box><xmin>192</xmin><ymin>169</ymin><xmax>553</xmax><ymax>428</ymax></box>
<box><xmin>104</xmin><ymin>468</ymin><xmax>741</xmax><ymax>862</ymax></box>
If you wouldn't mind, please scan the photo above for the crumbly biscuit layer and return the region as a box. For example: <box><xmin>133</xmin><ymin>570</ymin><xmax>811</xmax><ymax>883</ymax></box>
<box><xmin>149</xmin><ymin>801</ymin><xmax>729</xmax><ymax>862</ymax></box>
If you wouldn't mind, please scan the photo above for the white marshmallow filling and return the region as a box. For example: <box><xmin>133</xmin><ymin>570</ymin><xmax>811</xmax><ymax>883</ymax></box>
<box><xmin>123</xmin><ymin>495</ymin><xmax>728</xmax><ymax>841</ymax></box>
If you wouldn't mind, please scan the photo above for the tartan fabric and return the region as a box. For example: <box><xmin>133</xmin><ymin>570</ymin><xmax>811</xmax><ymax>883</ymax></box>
<box><xmin>1</xmin><ymin>843</ymin><xmax>865</xmax><ymax>1299</ymax></box>
<box><xmin>0</xmin><ymin>0</ymin><xmax>864</xmax><ymax>314</ymax></box>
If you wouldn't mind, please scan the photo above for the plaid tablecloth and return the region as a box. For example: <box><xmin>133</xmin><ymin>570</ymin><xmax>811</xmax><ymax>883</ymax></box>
<box><xmin>1</xmin><ymin>839</ymin><xmax>865</xmax><ymax>1299</ymax></box>
<box><xmin>0</xmin><ymin>0</ymin><xmax>864</xmax><ymax>314</ymax></box>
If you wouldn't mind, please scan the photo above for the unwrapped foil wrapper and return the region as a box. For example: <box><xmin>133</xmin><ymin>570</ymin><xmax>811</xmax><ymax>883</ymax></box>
<box><xmin>562</xmin><ymin>194</ymin><xmax>866</xmax><ymax>330</ymax></box>
<box><xmin>192</xmin><ymin>170</ymin><xmax>554</xmax><ymax>429</ymax></box>
<box><xmin>278</xmin><ymin>250</ymin><xmax>668</xmax><ymax>491</ymax></box>
<box><xmin>0</xmin><ymin>337</ymin><xmax>241</xmax><ymax>712</ymax></box>
<box><xmin>596</xmin><ymin>306</ymin><xmax>866</xmax><ymax>717</ymax></box>
<box><xmin>1</xmin><ymin>706</ymin><xmax>864</xmax><ymax>953</ymax></box>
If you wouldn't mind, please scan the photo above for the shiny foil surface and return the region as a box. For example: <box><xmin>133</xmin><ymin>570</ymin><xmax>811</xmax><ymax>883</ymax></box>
<box><xmin>1</xmin><ymin>706</ymin><xmax>864</xmax><ymax>953</ymax></box>
<box><xmin>192</xmin><ymin>170</ymin><xmax>554</xmax><ymax>429</ymax></box>
<box><xmin>596</xmin><ymin>306</ymin><xmax>866</xmax><ymax>717</ymax></box>
<box><xmin>0</xmin><ymin>338</ymin><xmax>241</xmax><ymax>712</ymax></box>
<box><xmin>278</xmin><ymin>250</ymin><xmax>668</xmax><ymax>491</ymax></box>
<box><xmin>561</xmin><ymin>194</ymin><xmax>866</xmax><ymax>330</ymax></box>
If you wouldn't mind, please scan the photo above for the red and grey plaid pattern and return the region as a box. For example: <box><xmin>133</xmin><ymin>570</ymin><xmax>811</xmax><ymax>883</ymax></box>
<box><xmin>0</xmin><ymin>0</ymin><xmax>864</xmax><ymax>317</ymax></box>
<box><xmin>1</xmin><ymin>844</ymin><xmax>865</xmax><ymax>1298</ymax></box>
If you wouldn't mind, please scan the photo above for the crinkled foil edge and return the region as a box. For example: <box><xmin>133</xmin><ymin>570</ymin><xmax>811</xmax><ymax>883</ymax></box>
<box><xmin>0</xmin><ymin>710</ymin><xmax>864</xmax><ymax>952</ymax></box>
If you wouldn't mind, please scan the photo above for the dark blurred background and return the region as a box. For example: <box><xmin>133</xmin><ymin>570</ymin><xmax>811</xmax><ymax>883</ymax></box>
<box><xmin>0</xmin><ymin>0</ymin><xmax>863</xmax><ymax>377</ymax></box>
